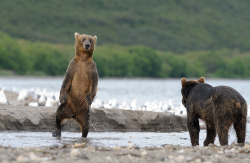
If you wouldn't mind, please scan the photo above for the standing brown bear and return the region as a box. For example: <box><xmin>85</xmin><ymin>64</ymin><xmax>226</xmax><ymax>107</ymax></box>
<box><xmin>181</xmin><ymin>77</ymin><xmax>247</xmax><ymax>146</ymax></box>
<box><xmin>52</xmin><ymin>32</ymin><xmax>98</xmax><ymax>138</ymax></box>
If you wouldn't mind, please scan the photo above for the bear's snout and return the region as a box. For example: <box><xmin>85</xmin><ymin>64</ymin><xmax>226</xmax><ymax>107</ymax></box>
<box><xmin>83</xmin><ymin>39</ymin><xmax>91</xmax><ymax>50</ymax></box>
<box><xmin>85</xmin><ymin>44</ymin><xmax>90</xmax><ymax>50</ymax></box>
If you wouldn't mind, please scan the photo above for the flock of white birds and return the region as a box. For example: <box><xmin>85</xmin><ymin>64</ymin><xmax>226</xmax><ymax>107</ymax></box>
<box><xmin>0</xmin><ymin>89</ymin><xmax>8</xmax><ymax>105</ymax></box>
<box><xmin>0</xmin><ymin>85</ymin><xmax>187</xmax><ymax>116</ymax></box>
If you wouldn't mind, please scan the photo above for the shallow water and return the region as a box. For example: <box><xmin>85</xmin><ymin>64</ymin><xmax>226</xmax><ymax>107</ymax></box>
<box><xmin>1</xmin><ymin>124</ymin><xmax>250</xmax><ymax>148</ymax></box>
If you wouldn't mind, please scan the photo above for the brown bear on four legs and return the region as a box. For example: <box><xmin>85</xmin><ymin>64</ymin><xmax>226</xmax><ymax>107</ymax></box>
<box><xmin>181</xmin><ymin>77</ymin><xmax>247</xmax><ymax>146</ymax></box>
<box><xmin>52</xmin><ymin>32</ymin><xmax>98</xmax><ymax>138</ymax></box>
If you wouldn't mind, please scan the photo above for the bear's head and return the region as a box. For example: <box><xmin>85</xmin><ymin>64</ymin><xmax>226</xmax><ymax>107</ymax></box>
<box><xmin>181</xmin><ymin>77</ymin><xmax>205</xmax><ymax>107</ymax></box>
<box><xmin>75</xmin><ymin>32</ymin><xmax>97</xmax><ymax>55</ymax></box>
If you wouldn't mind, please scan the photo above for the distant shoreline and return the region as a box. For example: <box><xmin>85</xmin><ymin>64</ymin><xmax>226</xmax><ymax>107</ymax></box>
<box><xmin>1</xmin><ymin>75</ymin><xmax>250</xmax><ymax>80</ymax></box>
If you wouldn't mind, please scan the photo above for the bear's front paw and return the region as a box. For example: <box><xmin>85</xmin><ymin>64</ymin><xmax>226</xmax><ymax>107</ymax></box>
<box><xmin>59</xmin><ymin>94</ymin><xmax>67</xmax><ymax>104</ymax></box>
<box><xmin>52</xmin><ymin>129</ymin><xmax>61</xmax><ymax>137</ymax></box>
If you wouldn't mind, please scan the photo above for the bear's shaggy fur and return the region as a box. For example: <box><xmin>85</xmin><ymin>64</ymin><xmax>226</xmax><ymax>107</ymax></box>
<box><xmin>52</xmin><ymin>32</ymin><xmax>98</xmax><ymax>137</ymax></box>
<box><xmin>181</xmin><ymin>77</ymin><xmax>247</xmax><ymax>146</ymax></box>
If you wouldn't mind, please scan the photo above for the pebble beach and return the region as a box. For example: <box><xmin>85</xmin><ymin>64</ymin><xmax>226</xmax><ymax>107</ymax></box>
<box><xmin>1</xmin><ymin>143</ymin><xmax>250</xmax><ymax>163</ymax></box>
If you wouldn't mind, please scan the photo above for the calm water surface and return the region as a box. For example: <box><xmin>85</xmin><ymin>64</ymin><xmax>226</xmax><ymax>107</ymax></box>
<box><xmin>1</xmin><ymin>125</ymin><xmax>250</xmax><ymax>148</ymax></box>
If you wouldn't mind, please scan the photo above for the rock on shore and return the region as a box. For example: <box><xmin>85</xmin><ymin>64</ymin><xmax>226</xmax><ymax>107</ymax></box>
<box><xmin>0</xmin><ymin>106</ymin><xmax>187</xmax><ymax>132</ymax></box>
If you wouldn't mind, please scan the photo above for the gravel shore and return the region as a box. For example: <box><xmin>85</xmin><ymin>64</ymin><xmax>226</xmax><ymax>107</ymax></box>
<box><xmin>1</xmin><ymin>143</ymin><xmax>250</xmax><ymax>163</ymax></box>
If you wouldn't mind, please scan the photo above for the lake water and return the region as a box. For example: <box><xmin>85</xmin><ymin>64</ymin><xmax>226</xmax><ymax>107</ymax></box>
<box><xmin>0</xmin><ymin>125</ymin><xmax>250</xmax><ymax>148</ymax></box>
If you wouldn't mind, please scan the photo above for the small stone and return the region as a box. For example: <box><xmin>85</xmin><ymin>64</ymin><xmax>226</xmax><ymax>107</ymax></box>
<box><xmin>59</xmin><ymin>144</ymin><xmax>69</xmax><ymax>149</ymax></box>
<box><xmin>208</xmin><ymin>144</ymin><xmax>218</xmax><ymax>148</ymax></box>
<box><xmin>230</xmin><ymin>148</ymin><xmax>236</xmax><ymax>152</ymax></box>
<box><xmin>225</xmin><ymin>153</ymin><xmax>233</xmax><ymax>158</ymax></box>
<box><xmin>50</xmin><ymin>145</ymin><xmax>59</xmax><ymax>149</ymax></box>
<box><xmin>16</xmin><ymin>155</ymin><xmax>28</xmax><ymax>162</ymax></box>
<box><xmin>88</xmin><ymin>145</ymin><xmax>96</xmax><ymax>151</ymax></box>
<box><xmin>146</xmin><ymin>146</ymin><xmax>158</xmax><ymax>150</ymax></box>
<box><xmin>239</xmin><ymin>149</ymin><xmax>247</xmax><ymax>153</ymax></box>
<box><xmin>141</xmin><ymin>150</ymin><xmax>148</xmax><ymax>156</ymax></box>
<box><xmin>186</xmin><ymin>156</ymin><xmax>193</xmax><ymax>161</ymax></box>
<box><xmin>29</xmin><ymin>152</ymin><xmax>40</xmax><ymax>161</ymax></box>
<box><xmin>168</xmin><ymin>155</ymin><xmax>174</xmax><ymax>159</ymax></box>
<box><xmin>177</xmin><ymin>149</ymin><xmax>185</xmax><ymax>153</ymax></box>
<box><xmin>244</xmin><ymin>144</ymin><xmax>250</xmax><ymax>149</ymax></box>
<box><xmin>160</xmin><ymin>156</ymin><xmax>166</xmax><ymax>161</ymax></box>
<box><xmin>70</xmin><ymin>149</ymin><xmax>81</xmax><ymax>158</ymax></box>
<box><xmin>214</xmin><ymin>154</ymin><xmax>221</xmax><ymax>158</ymax></box>
<box><xmin>217</xmin><ymin>150</ymin><xmax>224</xmax><ymax>154</ymax></box>
<box><xmin>127</xmin><ymin>143</ymin><xmax>135</xmax><ymax>149</ymax></box>
<box><xmin>177</xmin><ymin>155</ymin><xmax>185</xmax><ymax>161</ymax></box>
<box><xmin>72</xmin><ymin>143</ymin><xmax>86</xmax><ymax>148</ymax></box>
<box><xmin>97</xmin><ymin>146</ymin><xmax>112</xmax><ymax>151</ymax></box>
<box><xmin>1</xmin><ymin>160</ymin><xmax>10</xmax><ymax>163</ymax></box>
<box><xmin>114</xmin><ymin>146</ymin><xmax>122</xmax><ymax>151</ymax></box>
<box><xmin>192</xmin><ymin>158</ymin><xmax>202</xmax><ymax>163</ymax></box>
<box><xmin>133</xmin><ymin>145</ymin><xmax>140</xmax><ymax>150</ymax></box>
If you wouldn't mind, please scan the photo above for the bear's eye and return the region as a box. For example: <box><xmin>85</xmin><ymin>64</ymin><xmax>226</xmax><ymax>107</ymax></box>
<box><xmin>89</xmin><ymin>39</ymin><xmax>92</xmax><ymax>43</ymax></box>
<box><xmin>82</xmin><ymin>38</ymin><xmax>86</xmax><ymax>42</ymax></box>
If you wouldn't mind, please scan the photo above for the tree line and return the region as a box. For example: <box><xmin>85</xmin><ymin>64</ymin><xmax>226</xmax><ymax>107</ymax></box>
<box><xmin>0</xmin><ymin>32</ymin><xmax>249</xmax><ymax>78</ymax></box>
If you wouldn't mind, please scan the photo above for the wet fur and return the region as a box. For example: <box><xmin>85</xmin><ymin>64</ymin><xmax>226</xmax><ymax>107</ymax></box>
<box><xmin>52</xmin><ymin>32</ymin><xmax>98</xmax><ymax>137</ymax></box>
<box><xmin>181</xmin><ymin>77</ymin><xmax>247</xmax><ymax>146</ymax></box>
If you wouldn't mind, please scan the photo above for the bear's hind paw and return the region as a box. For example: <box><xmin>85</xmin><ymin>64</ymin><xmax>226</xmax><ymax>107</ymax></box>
<box><xmin>52</xmin><ymin>129</ymin><xmax>61</xmax><ymax>137</ymax></box>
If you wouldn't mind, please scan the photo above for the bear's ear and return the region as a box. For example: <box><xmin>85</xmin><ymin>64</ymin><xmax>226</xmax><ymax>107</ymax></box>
<box><xmin>93</xmin><ymin>35</ymin><xmax>97</xmax><ymax>43</ymax></box>
<box><xmin>197</xmin><ymin>77</ymin><xmax>205</xmax><ymax>83</ymax></box>
<box><xmin>181</xmin><ymin>78</ymin><xmax>187</xmax><ymax>87</ymax></box>
<box><xmin>75</xmin><ymin>32</ymin><xmax>80</xmax><ymax>39</ymax></box>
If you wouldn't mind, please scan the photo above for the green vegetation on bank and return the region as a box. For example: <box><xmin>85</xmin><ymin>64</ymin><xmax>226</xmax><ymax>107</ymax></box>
<box><xmin>0</xmin><ymin>0</ymin><xmax>250</xmax><ymax>53</ymax></box>
<box><xmin>1</xmin><ymin>32</ymin><xmax>250</xmax><ymax>78</ymax></box>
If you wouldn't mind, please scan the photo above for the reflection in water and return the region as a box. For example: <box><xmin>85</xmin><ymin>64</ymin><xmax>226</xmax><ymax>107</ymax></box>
<box><xmin>1</xmin><ymin>124</ymin><xmax>249</xmax><ymax>148</ymax></box>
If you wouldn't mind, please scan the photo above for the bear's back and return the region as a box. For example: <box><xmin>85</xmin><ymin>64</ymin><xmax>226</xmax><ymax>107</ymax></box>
<box><xmin>212</xmin><ymin>86</ymin><xmax>247</xmax><ymax>110</ymax></box>
<box><xmin>213</xmin><ymin>86</ymin><xmax>244</xmax><ymax>100</ymax></box>
<box><xmin>187</xmin><ymin>83</ymin><xmax>213</xmax><ymax>104</ymax></box>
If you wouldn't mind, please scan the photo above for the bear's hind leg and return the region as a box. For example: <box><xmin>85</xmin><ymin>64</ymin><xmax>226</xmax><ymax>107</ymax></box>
<box><xmin>204</xmin><ymin>122</ymin><xmax>216</xmax><ymax>146</ymax></box>
<box><xmin>216</xmin><ymin>122</ymin><xmax>231</xmax><ymax>146</ymax></box>
<box><xmin>187</xmin><ymin>115</ymin><xmax>200</xmax><ymax>146</ymax></box>
<box><xmin>52</xmin><ymin>103</ymin><xmax>75</xmax><ymax>137</ymax></box>
<box><xmin>234</xmin><ymin>118</ymin><xmax>246</xmax><ymax>146</ymax></box>
<box><xmin>76</xmin><ymin>106</ymin><xmax>90</xmax><ymax>138</ymax></box>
